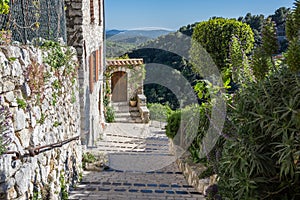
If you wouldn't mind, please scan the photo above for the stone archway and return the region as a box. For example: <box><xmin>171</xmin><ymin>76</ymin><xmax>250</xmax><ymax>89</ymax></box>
<box><xmin>111</xmin><ymin>71</ymin><xmax>127</xmax><ymax>102</ymax></box>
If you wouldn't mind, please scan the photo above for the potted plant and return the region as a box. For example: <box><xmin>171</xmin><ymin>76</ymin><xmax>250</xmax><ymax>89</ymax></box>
<box><xmin>129</xmin><ymin>95</ymin><xmax>137</xmax><ymax>107</ymax></box>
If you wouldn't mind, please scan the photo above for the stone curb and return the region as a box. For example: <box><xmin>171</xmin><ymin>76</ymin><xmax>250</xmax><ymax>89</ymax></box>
<box><xmin>169</xmin><ymin>139</ymin><xmax>217</xmax><ymax>195</ymax></box>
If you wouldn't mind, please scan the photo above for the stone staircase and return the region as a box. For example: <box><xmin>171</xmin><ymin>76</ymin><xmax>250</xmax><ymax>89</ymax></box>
<box><xmin>112</xmin><ymin>102</ymin><xmax>143</xmax><ymax>123</ymax></box>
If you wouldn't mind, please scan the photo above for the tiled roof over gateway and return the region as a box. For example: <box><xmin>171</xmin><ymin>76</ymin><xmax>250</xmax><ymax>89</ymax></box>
<box><xmin>106</xmin><ymin>59</ymin><xmax>143</xmax><ymax>66</ymax></box>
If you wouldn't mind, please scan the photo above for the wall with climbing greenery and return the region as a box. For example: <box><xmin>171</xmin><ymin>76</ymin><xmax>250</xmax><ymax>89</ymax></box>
<box><xmin>0</xmin><ymin>41</ymin><xmax>82</xmax><ymax>199</ymax></box>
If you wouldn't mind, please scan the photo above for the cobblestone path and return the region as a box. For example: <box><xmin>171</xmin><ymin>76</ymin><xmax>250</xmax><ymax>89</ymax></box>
<box><xmin>69</xmin><ymin>122</ymin><xmax>205</xmax><ymax>200</ymax></box>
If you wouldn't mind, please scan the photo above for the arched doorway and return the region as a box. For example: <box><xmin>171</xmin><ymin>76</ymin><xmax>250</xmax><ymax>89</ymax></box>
<box><xmin>111</xmin><ymin>71</ymin><xmax>127</xmax><ymax>102</ymax></box>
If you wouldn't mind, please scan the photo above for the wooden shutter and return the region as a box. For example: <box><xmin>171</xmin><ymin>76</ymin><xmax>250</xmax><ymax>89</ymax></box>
<box><xmin>90</xmin><ymin>0</ymin><xmax>95</xmax><ymax>23</ymax></box>
<box><xmin>89</xmin><ymin>54</ymin><xmax>94</xmax><ymax>93</ymax></box>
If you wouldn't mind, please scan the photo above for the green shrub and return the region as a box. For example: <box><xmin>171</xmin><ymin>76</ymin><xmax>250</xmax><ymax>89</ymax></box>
<box><xmin>166</xmin><ymin>109</ymin><xmax>181</xmax><ymax>139</ymax></box>
<box><xmin>82</xmin><ymin>152</ymin><xmax>97</xmax><ymax>169</ymax></box>
<box><xmin>218</xmin><ymin>67</ymin><xmax>300</xmax><ymax>199</ymax></box>
<box><xmin>59</xmin><ymin>171</ymin><xmax>68</xmax><ymax>200</ymax></box>
<box><xmin>148</xmin><ymin>103</ymin><xmax>172</xmax><ymax>122</ymax></box>
<box><xmin>166</xmin><ymin>104</ymin><xmax>216</xmax><ymax>165</ymax></box>
<box><xmin>105</xmin><ymin>106</ymin><xmax>115</xmax><ymax>123</ymax></box>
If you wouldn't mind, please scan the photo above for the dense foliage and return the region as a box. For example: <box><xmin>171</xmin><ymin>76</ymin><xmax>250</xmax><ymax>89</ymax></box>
<box><xmin>164</xmin><ymin>2</ymin><xmax>300</xmax><ymax>199</ymax></box>
<box><xmin>218</xmin><ymin>68</ymin><xmax>300</xmax><ymax>199</ymax></box>
<box><xmin>148</xmin><ymin>103</ymin><xmax>172</xmax><ymax>122</ymax></box>
<box><xmin>285</xmin><ymin>0</ymin><xmax>300</xmax><ymax>73</ymax></box>
<box><xmin>191</xmin><ymin>18</ymin><xmax>254</xmax><ymax>71</ymax></box>
<box><xmin>239</xmin><ymin>7</ymin><xmax>290</xmax><ymax>52</ymax></box>
<box><xmin>125</xmin><ymin>8</ymin><xmax>289</xmax><ymax>108</ymax></box>
<box><xmin>0</xmin><ymin>0</ymin><xmax>9</xmax><ymax>14</ymax></box>
<box><xmin>251</xmin><ymin>17</ymin><xmax>280</xmax><ymax>80</ymax></box>
<box><xmin>165</xmin><ymin>102</ymin><xmax>216</xmax><ymax>164</ymax></box>
<box><xmin>128</xmin><ymin>32</ymin><xmax>201</xmax><ymax>109</ymax></box>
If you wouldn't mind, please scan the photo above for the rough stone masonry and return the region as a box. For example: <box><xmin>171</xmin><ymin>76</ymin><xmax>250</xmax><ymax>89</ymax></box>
<box><xmin>0</xmin><ymin>44</ymin><xmax>82</xmax><ymax>200</ymax></box>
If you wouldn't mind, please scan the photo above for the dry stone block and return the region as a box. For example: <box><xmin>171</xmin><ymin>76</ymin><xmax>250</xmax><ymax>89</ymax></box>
<box><xmin>4</xmin><ymin>91</ymin><xmax>14</xmax><ymax>102</ymax></box>
<box><xmin>14</xmin><ymin>109</ymin><xmax>26</xmax><ymax>131</ymax></box>
<box><xmin>11</xmin><ymin>61</ymin><xmax>22</xmax><ymax>77</ymax></box>
<box><xmin>17</xmin><ymin>129</ymin><xmax>31</xmax><ymax>148</ymax></box>
<box><xmin>3</xmin><ymin>81</ymin><xmax>15</xmax><ymax>92</ymax></box>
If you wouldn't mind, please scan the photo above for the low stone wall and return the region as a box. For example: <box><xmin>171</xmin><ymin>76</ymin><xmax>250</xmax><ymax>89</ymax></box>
<box><xmin>169</xmin><ymin>140</ymin><xmax>217</xmax><ymax>195</ymax></box>
<box><xmin>0</xmin><ymin>44</ymin><xmax>82</xmax><ymax>199</ymax></box>
<box><xmin>137</xmin><ymin>94</ymin><xmax>150</xmax><ymax>123</ymax></box>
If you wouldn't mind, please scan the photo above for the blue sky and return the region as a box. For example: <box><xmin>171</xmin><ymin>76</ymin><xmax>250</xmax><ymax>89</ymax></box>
<box><xmin>105</xmin><ymin>0</ymin><xmax>295</xmax><ymax>30</ymax></box>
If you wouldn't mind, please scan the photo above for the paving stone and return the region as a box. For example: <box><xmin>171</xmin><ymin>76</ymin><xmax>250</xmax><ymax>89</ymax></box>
<box><xmin>69</xmin><ymin>123</ymin><xmax>205</xmax><ymax>200</ymax></box>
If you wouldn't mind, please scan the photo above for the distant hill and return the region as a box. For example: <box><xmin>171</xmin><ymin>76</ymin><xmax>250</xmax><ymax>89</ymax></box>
<box><xmin>106</xmin><ymin>29</ymin><xmax>126</xmax><ymax>38</ymax></box>
<box><xmin>106</xmin><ymin>29</ymin><xmax>172</xmax><ymax>40</ymax></box>
<box><xmin>106</xmin><ymin>29</ymin><xmax>174</xmax><ymax>58</ymax></box>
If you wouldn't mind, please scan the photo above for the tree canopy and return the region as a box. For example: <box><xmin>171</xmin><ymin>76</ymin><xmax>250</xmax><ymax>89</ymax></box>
<box><xmin>190</xmin><ymin>18</ymin><xmax>254</xmax><ymax>71</ymax></box>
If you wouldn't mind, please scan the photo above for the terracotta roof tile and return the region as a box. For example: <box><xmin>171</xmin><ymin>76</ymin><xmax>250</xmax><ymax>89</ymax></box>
<box><xmin>106</xmin><ymin>59</ymin><xmax>143</xmax><ymax>66</ymax></box>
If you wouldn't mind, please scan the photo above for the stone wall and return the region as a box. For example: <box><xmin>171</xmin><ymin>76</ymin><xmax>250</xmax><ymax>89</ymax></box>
<box><xmin>65</xmin><ymin>0</ymin><xmax>105</xmax><ymax>147</ymax></box>
<box><xmin>169</xmin><ymin>140</ymin><xmax>217</xmax><ymax>195</ymax></box>
<box><xmin>0</xmin><ymin>44</ymin><xmax>82</xmax><ymax>200</ymax></box>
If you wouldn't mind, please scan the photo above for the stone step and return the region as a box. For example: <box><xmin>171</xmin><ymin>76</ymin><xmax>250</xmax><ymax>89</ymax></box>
<box><xmin>113</xmin><ymin>107</ymin><xmax>130</xmax><ymax>113</ymax></box>
<box><xmin>114</xmin><ymin>112</ymin><xmax>131</xmax><ymax>118</ymax></box>
<box><xmin>111</xmin><ymin>101</ymin><xmax>128</xmax><ymax>106</ymax></box>
<box><xmin>129</xmin><ymin>106</ymin><xmax>139</xmax><ymax>112</ymax></box>
<box><xmin>113</xmin><ymin>117</ymin><xmax>143</xmax><ymax>123</ymax></box>
<box><xmin>114</xmin><ymin>118</ymin><xmax>132</xmax><ymax>123</ymax></box>
<box><xmin>98</xmin><ymin>140</ymin><xmax>169</xmax><ymax>147</ymax></box>
<box><xmin>104</xmin><ymin>133</ymin><xmax>144</xmax><ymax>140</ymax></box>
<box><xmin>130</xmin><ymin>111</ymin><xmax>140</xmax><ymax>117</ymax></box>
<box><xmin>95</xmin><ymin>145</ymin><xmax>170</xmax><ymax>153</ymax></box>
<box><xmin>92</xmin><ymin>147</ymin><xmax>146</xmax><ymax>153</ymax></box>
<box><xmin>111</xmin><ymin>102</ymin><xmax>144</xmax><ymax>123</ymax></box>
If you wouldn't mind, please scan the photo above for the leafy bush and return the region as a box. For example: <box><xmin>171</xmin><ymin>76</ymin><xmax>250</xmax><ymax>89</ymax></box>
<box><xmin>82</xmin><ymin>152</ymin><xmax>97</xmax><ymax>169</ymax></box>
<box><xmin>166</xmin><ymin>104</ymin><xmax>215</xmax><ymax>164</ymax></box>
<box><xmin>105</xmin><ymin>106</ymin><xmax>115</xmax><ymax>123</ymax></box>
<box><xmin>191</xmin><ymin>18</ymin><xmax>254</xmax><ymax>71</ymax></box>
<box><xmin>166</xmin><ymin>109</ymin><xmax>181</xmax><ymax>139</ymax></box>
<box><xmin>218</xmin><ymin>67</ymin><xmax>300</xmax><ymax>199</ymax></box>
<box><xmin>148</xmin><ymin>103</ymin><xmax>172</xmax><ymax>122</ymax></box>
